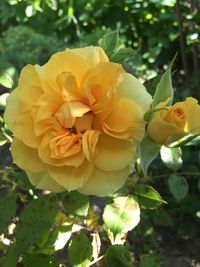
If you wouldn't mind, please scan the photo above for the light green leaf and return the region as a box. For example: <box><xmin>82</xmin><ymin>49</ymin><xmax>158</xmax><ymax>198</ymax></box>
<box><xmin>15</xmin><ymin>195</ymin><xmax>57</xmax><ymax>254</ymax></box>
<box><xmin>160</xmin><ymin>146</ymin><xmax>182</xmax><ymax>171</ymax></box>
<box><xmin>103</xmin><ymin>196</ymin><xmax>140</xmax><ymax>235</ymax></box>
<box><xmin>105</xmin><ymin>245</ymin><xmax>132</xmax><ymax>267</ymax></box>
<box><xmin>61</xmin><ymin>191</ymin><xmax>89</xmax><ymax>218</ymax></box>
<box><xmin>23</xmin><ymin>254</ymin><xmax>59</xmax><ymax>267</ymax></box>
<box><xmin>132</xmin><ymin>184</ymin><xmax>166</xmax><ymax>209</ymax></box>
<box><xmin>98</xmin><ymin>30</ymin><xmax>119</xmax><ymax>57</ymax></box>
<box><xmin>0</xmin><ymin>193</ymin><xmax>17</xmax><ymax>234</ymax></box>
<box><xmin>168</xmin><ymin>175</ymin><xmax>189</xmax><ymax>201</ymax></box>
<box><xmin>151</xmin><ymin>55</ymin><xmax>176</xmax><ymax>107</ymax></box>
<box><xmin>139</xmin><ymin>134</ymin><xmax>161</xmax><ymax>174</ymax></box>
<box><xmin>68</xmin><ymin>231</ymin><xmax>93</xmax><ymax>267</ymax></box>
<box><xmin>110</xmin><ymin>47</ymin><xmax>134</xmax><ymax>63</ymax></box>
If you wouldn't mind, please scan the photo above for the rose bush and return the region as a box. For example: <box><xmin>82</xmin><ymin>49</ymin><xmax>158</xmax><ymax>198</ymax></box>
<box><xmin>147</xmin><ymin>97</ymin><xmax>200</xmax><ymax>145</ymax></box>
<box><xmin>4</xmin><ymin>46</ymin><xmax>152</xmax><ymax>196</ymax></box>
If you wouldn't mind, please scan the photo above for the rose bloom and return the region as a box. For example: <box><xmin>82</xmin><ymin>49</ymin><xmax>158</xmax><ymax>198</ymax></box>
<box><xmin>4</xmin><ymin>46</ymin><xmax>152</xmax><ymax>196</ymax></box>
<box><xmin>147</xmin><ymin>97</ymin><xmax>200</xmax><ymax>145</ymax></box>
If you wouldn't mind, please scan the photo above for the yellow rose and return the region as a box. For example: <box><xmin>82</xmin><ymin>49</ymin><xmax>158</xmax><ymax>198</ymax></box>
<box><xmin>147</xmin><ymin>97</ymin><xmax>200</xmax><ymax>145</ymax></box>
<box><xmin>4</xmin><ymin>46</ymin><xmax>152</xmax><ymax>196</ymax></box>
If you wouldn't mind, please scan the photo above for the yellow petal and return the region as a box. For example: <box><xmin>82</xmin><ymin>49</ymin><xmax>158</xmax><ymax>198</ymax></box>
<box><xmin>103</xmin><ymin>99</ymin><xmax>145</xmax><ymax>141</ymax></box>
<box><xmin>79</xmin><ymin>167</ymin><xmax>129</xmax><ymax>196</ymax></box>
<box><xmin>94</xmin><ymin>134</ymin><xmax>135</xmax><ymax>171</ymax></box>
<box><xmin>71</xmin><ymin>46</ymin><xmax>109</xmax><ymax>67</ymax></box>
<box><xmin>184</xmin><ymin>97</ymin><xmax>200</xmax><ymax>134</ymax></box>
<box><xmin>11</xmin><ymin>138</ymin><xmax>46</xmax><ymax>172</ymax></box>
<box><xmin>38</xmin><ymin>133</ymin><xmax>85</xmax><ymax>167</ymax></box>
<box><xmin>116</xmin><ymin>73</ymin><xmax>152</xmax><ymax>112</ymax></box>
<box><xmin>4</xmin><ymin>89</ymin><xmax>19</xmax><ymax>131</ymax></box>
<box><xmin>147</xmin><ymin>111</ymin><xmax>182</xmax><ymax>144</ymax></box>
<box><xmin>18</xmin><ymin>64</ymin><xmax>44</xmax><ymax>112</ymax></box>
<box><xmin>14</xmin><ymin>112</ymin><xmax>39</xmax><ymax>148</ymax></box>
<box><xmin>27</xmin><ymin>171</ymin><xmax>65</xmax><ymax>192</ymax></box>
<box><xmin>44</xmin><ymin>50</ymin><xmax>89</xmax><ymax>89</ymax></box>
<box><xmin>82</xmin><ymin>130</ymin><xmax>100</xmax><ymax>161</ymax></box>
<box><xmin>48</xmin><ymin>161</ymin><xmax>93</xmax><ymax>191</ymax></box>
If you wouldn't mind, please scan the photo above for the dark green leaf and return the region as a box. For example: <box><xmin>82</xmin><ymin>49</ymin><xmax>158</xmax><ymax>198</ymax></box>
<box><xmin>23</xmin><ymin>254</ymin><xmax>59</xmax><ymax>267</ymax></box>
<box><xmin>105</xmin><ymin>245</ymin><xmax>132</xmax><ymax>267</ymax></box>
<box><xmin>103</xmin><ymin>196</ymin><xmax>140</xmax><ymax>235</ymax></box>
<box><xmin>0</xmin><ymin>193</ymin><xmax>17</xmax><ymax>234</ymax></box>
<box><xmin>68</xmin><ymin>231</ymin><xmax>93</xmax><ymax>267</ymax></box>
<box><xmin>168</xmin><ymin>175</ymin><xmax>189</xmax><ymax>201</ymax></box>
<box><xmin>15</xmin><ymin>195</ymin><xmax>57</xmax><ymax>254</ymax></box>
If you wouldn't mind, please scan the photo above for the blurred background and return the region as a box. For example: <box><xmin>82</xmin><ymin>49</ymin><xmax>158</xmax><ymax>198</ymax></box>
<box><xmin>0</xmin><ymin>1</ymin><xmax>200</xmax><ymax>266</ymax></box>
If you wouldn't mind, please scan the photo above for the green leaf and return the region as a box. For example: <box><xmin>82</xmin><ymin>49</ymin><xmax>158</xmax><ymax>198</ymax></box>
<box><xmin>139</xmin><ymin>134</ymin><xmax>161</xmax><ymax>174</ymax></box>
<box><xmin>105</xmin><ymin>245</ymin><xmax>132</xmax><ymax>267</ymax></box>
<box><xmin>139</xmin><ymin>255</ymin><xmax>160</xmax><ymax>267</ymax></box>
<box><xmin>103</xmin><ymin>196</ymin><xmax>140</xmax><ymax>235</ymax></box>
<box><xmin>110</xmin><ymin>48</ymin><xmax>134</xmax><ymax>63</ymax></box>
<box><xmin>15</xmin><ymin>195</ymin><xmax>57</xmax><ymax>254</ymax></box>
<box><xmin>144</xmin><ymin>74</ymin><xmax>162</xmax><ymax>96</ymax></box>
<box><xmin>132</xmin><ymin>184</ymin><xmax>166</xmax><ymax>209</ymax></box>
<box><xmin>151</xmin><ymin>54</ymin><xmax>176</xmax><ymax>107</ymax></box>
<box><xmin>68</xmin><ymin>231</ymin><xmax>93</xmax><ymax>267</ymax></box>
<box><xmin>0</xmin><ymin>249</ymin><xmax>17</xmax><ymax>267</ymax></box>
<box><xmin>0</xmin><ymin>193</ymin><xmax>17</xmax><ymax>234</ymax></box>
<box><xmin>0</xmin><ymin>131</ymin><xmax>8</xmax><ymax>146</ymax></box>
<box><xmin>98</xmin><ymin>30</ymin><xmax>119</xmax><ymax>57</ymax></box>
<box><xmin>160</xmin><ymin>146</ymin><xmax>182</xmax><ymax>171</ymax></box>
<box><xmin>23</xmin><ymin>254</ymin><xmax>59</xmax><ymax>267</ymax></box>
<box><xmin>61</xmin><ymin>191</ymin><xmax>89</xmax><ymax>218</ymax></box>
<box><xmin>168</xmin><ymin>175</ymin><xmax>189</xmax><ymax>201</ymax></box>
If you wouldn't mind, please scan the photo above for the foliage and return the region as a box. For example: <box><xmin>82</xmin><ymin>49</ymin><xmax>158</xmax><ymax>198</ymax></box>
<box><xmin>0</xmin><ymin>0</ymin><xmax>200</xmax><ymax>266</ymax></box>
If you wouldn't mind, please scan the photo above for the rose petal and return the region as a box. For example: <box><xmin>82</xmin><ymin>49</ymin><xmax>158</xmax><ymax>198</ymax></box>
<box><xmin>11</xmin><ymin>138</ymin><xmax>46</xmax><ymax>172</ymax></box>
<box><xmin>116</xmin><ymin>73</ymin><xmax>152</xmax><ymax>112</ymax></box>
<box><xmin>94</xmin><ymin>134</ymin><xmax>136</xmax><ymax>171</ymax></box>
<box><xmin>79</xmin><ymin>167</ymin><xmax>130</xmax><ymax>196</ymax></box>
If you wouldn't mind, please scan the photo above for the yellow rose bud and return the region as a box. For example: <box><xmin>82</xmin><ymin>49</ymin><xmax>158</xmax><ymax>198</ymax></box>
<box><xmin>147</xmin><ymin>97</ymin><xmax>200</xmax><ymax>145</ymax></box>
<box><xmin>4</xmin><ymin>46</ymin><xmax>152</xmax><ymax>196</ymax></box>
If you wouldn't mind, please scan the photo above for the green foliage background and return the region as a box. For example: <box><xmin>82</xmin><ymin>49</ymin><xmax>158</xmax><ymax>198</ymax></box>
<box><xmin>0</xmin><ymin>0</ymin><xmax>200</xmax><ymax>266</ymax></box>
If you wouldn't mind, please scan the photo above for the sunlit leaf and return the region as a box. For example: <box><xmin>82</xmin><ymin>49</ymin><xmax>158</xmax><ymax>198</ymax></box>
<box><xmin>60</xmin><ymin>191</ymin><xmax>89</xmax><ymax>218</ymax></box>
<box><xmin>168</xmin><ymin>175</ymin><xmax>189</xmax><ymax>201</ymax></box>
<box><xmin>160</xmin><ymin>146</ymin><xmax>182</xmax><ymax>171</ymax></box>
<box><xmin>105</xmin><ymin>245</ymin><xmax>132</xmax><ymax>267</ymax></box>
<box><xmin>103</xmin><ymin>196</ymin><xmax>140</xmax><ymax>235</ymax></box>
<box><xmin>68</xmin><ymin>231</ymin><xmax>93</xmax><ymax>267</ymax></box>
